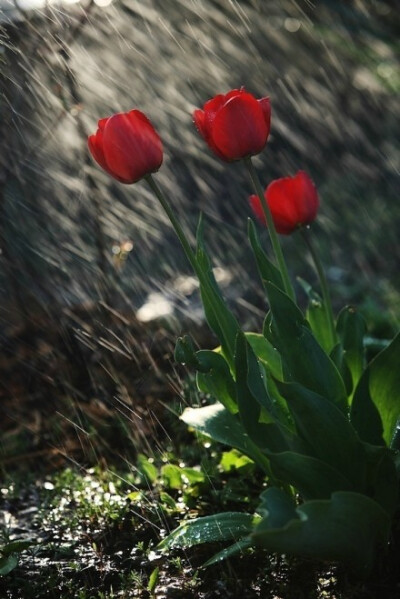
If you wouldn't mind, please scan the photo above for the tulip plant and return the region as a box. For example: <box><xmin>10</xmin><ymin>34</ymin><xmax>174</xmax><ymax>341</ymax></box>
<box><xmin>88</xmin><ymin>88</ymin><xmax>400</xmax><ymax>576</ymax></box>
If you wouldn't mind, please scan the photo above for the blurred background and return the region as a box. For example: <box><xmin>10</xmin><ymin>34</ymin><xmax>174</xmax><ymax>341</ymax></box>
<box><xmin>0</xmin><ymin>0</ymin><xmax>399</xmax><ymax>467</ymax></box>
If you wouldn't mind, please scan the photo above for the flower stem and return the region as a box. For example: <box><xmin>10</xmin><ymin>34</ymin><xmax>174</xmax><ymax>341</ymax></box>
<box><xmin>300</xmin><ymin>227</ymin><xmax>337</xmax><ymax>349</ymax></box>
<box><xmin>146</xmin><ymin>174</ymin><xmax>238</xmax><ymax>363</ymax></box>
<box><xmin>146</xmin><ymin>174</ymin><xmax>198</xmax><ymax>274</ymax></box>
<box><xmin>244</xmin><ymin>157</ymin><xmax>295</xmax><ymax>301</ymax></box>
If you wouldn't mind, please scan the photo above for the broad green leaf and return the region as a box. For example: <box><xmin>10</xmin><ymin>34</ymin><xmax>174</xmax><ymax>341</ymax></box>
<box><xmin>137</xmin><ymin>454</ymin><xmax>158</xmax><ymax>483</ymax></box>
<box><xmin>196</xmin><ymin>350</ymin><xmax>237</xmax><ymax>413</ymax></box>
<box><xmin>276</xmin><ymin>381</ymin><xmax>367</xmax><ymax>491</ymax></box>
<box><xmin>158</xmin><ymin>512</ymin><xmax>255</xmax><ymax>550</ymax></box>
<box><xmin>0</xmin><ymin>554</ymin><xmax>19</xmax><ymax>576</ymax></box>
<box><xmin>202</xmin><ymin>537</ymin><xmax>252</xmax><ymax>567</ymax></box>
<box><xmin>256</xmin><ymin>486</ymin><xmax>297</xmax><ymax>527</ymax></box>
<box><xmin>220</xmin><ymin>449</ymin><xmax>254</xmax><ymax>472</ymax></box>
<box><xmin>159</xmin><ymin>492</ymin><xmax>178</xmax><ymax>510</ymax></box>
<box><xmin>235</xmin><ymin>331</ymin><xmax>262</xmax><ymax>438</ymax></box>
<box><xmin>364</xmin><ymin>444</ymin><xmax>399</xmax><ymax>516</ymax></box>
<box><xmin>160</xmin><ymin>464</ymin><xmax>205</xmax><ymax>491</ymax></box>
<box><xmin>238</xmin><ymin>332</ymin><xmax>288</xmax><ymax>424</ymax></box>
<box><xmin>161</xmin><ymin>464</ymin><xmax>184</xmax><ymax>490</ymax></box>
<box><xmin>336</xmin><ymin>306</ymin><xmax>367</xmax><ymax>393</ymax></box>
<box><xmin>351</xmin><ymin>332</ymin><xmax>400</xmax><ymax>447</ymax></box>
<box><xmin>245</xmin><ymin>332</ymin><xmax>282</xmax><ymax>380</ymax></box>
<box><xmin>252</xmin><ymin>489</ymin><xmax>391</xmax><ymax>575</ymax></box>
<box><xmin>182</xmin><ymin>467</ymin><xmax>206</xmax><ymax>485</ymax></box>
<box><xmin>175</xmin><ymin>335</ymin><xmax>200</xmax><ymax>368</ymax></box>
<box><xmin>267</xmin><ymin>451</ymin><xmax>354</xmax><ymax>500</ymax></box>
<box><xmin>330</xmin><ymin>343</ymin><xmax>353</xmax><ymax>397</ymax></box>
<box><xmin>234</xmin><ymin>332</ymin><xmax>293</xmax><ymax>453</ymax></box>
<box><xmin>298</xmin><ymin>277</ymin><xmax>333</xmax><ymax>353</ymax></box>
<box><xmin>265</xmin><ymin>282</ymin><xmax>347</xmax><ymax>412</ymax></box>
<box><xmin>248</xmin><ymin>219</ymin><xmax>284</xmax><ymax>292</ymax></box>
<box><xmin>1</xmin><ymin>540</ymin><xmax>34</xmax><ymax>555</ymax></box>
<box><xmin>181</xmin><ymin>404</ymin><xmax>267</xmax><ymax>468</ymax></box>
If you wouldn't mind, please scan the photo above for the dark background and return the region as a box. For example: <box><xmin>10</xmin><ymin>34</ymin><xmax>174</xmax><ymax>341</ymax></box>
<box><xmin>1</xmin><ymin>0</ymin><xmax>398</xmax><ymax>332</ymax></box>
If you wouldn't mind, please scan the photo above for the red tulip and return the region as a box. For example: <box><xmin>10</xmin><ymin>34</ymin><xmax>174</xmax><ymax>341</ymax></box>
<box><xmin>250</xmin><ymin>171</ymin><xmax>319</xmax><ymax>235</ymax></box>
<box><xmin>193</xmin><ymin>88</ymin><xmax>271</xmax><ymax>161</ymax></box>
<box><xmin>88</xmin><ymin>110</ymin><xmax>163</xmax><ymax>184</ymax></box>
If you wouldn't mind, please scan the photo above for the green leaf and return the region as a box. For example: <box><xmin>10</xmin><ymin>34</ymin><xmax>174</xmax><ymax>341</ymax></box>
<box><xmin>181</xmin><ymin>403</ymin><xmax>262</xmax><ymax>465</ymax></box>
<box><xmin>252</xmin><ymin>489</ymin><xmax>391</xmax><ymax>576</ymax></box>
<box><xmin>336</xmin><ymin>306</ymin><xmax>367</xmax><ymax>393</ymax></box>
<box><xmin>137</xmin><ymin>454</ymin><xmax>158</xmax><ymax>484</ymax></box>
<box><xmin>0</xmin><ymin>554</ymin><xmax>19</xmax><ymax>576</ymax></box>
<box><xmin>235</xmin><ymin>331</ymin><xmax>262</xmax><ymax>437</ymax></box>
<box><xmin>298</xmin><ymin>277</ymin><xmax>333</xmax><ymax>353</ymax></box>
<box><xmin>276</xmin><ymin>381</ymin><xmax>367</xmax><ymax>491</ymax></box>
<box><xmin>364</xmin><ymin>444</ymin><xmax>399</xmax><ymax>516</ymax></box>
<box><xmin>330</xmin><ymin>343</ymin><xmax>353</xmax><ymax>397</ymax></box>
<box><xmin>202</xmin><ymin>537</ymin><xmax>252</xmax><ymax>567</ymax></box>
<box><xmin>256</xmin><ymin>487</ymin><xmax>298</xmax><ymax>527</ymax></box>
<box><xmin>234</xmin><ymin>332</ymin><xmax>293</xmax><ymax>454</ymax></box>
<box><xmin>161</xmin><ymin>464</ymin><xmax>184</xmax><ymax>490</ymax></box>
<box><xmin>248</xmin><ymin>219</ymin><xmax>284</xmax><ymax>292</ymax></box>
<box><xmin>180</xmin><ymin>467</ymin><xmax>206</xmax><ymax>485</ymax></box>
<box><xmin>174</xmin><ymin>335</ymin><xmax>200</xmax><ymax>369</ymax></box>
<box><xmin>195</xmin><ymin>214</ymin><xmax>240</xmax><ymax>367</ymax></box>
<box><xmin>245</xmin><ymin>332</ymin><xmax>282</xmax><ymax>380</ymax></box>
<box><xmin>158</xmin><ymin>512</ymin><xmax>255</xmax><ymax>550</ymax></box>
<box><xmin>220</xmin><ymin>449</ymin><xmax>254</xmax><ymax>472</ymax></box>
<box><xmin>161</xmin><ymin>464</ymin><xmax>206</xmax><ymax>491</ymax></box>
<box><xmin>160</xmin><ymin>492</ymin><xmax>178</xmax><ymax>510</ymax></box>
<box><xmin>196</xmin><ymin>350</ymin><xmax>237</xmax><ymax>413</ymax></box>
<box><xmin>267</xmin><ymin>451</ymin><xmax>354</xmax><ymax>500</ymax></box>
<box><xmin>351</xmin><ymin>332</ymin><xmax>400</xmax><ymax>447</ymax></box>
<box><xmin>147</xmin><ymin>567</ymin><xmax>159</xmax><ymax>595</ymax></box>
<box><xmin>1</xmin><ymin>540</ymin><xmax>34</xmax><ymax>555</ymax></box>
<box><xmin>265</xmin><ymin>282</ymin><xmax>347</xmax><ymax>412</ymax></box>
<box><xmin>244</xmin><ymin>333</ymin><xmax>293</xmax><ymax>432</ymax></box>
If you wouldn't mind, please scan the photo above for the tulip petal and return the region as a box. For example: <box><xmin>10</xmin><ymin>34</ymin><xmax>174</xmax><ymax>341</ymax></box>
<box><xmin>88</xmin><ymin>130</ymin><xmax>108</xmax><ymax>172</ymax></box>
<box><xmin>202</xmin><ymin>93</ymin><xmax>226</xmax><ymax>116</ymax></box>
<box><xmin>249</xmin><ymin>194</ymin><xmax>267</xmax><ymax>226</ymax></box>
<box><xmin>211</xmin><ymin>93</ymin><xmax>269</xmax><ymax>161</ymax></box>
<box><xmin>258</xmin><ymin>97</ymin><xmax>271</xmax><ymax>129</ymax></box>
<box><xmin>193</xmin><ymin>109</ymin><xmax>208</xmax><ymax>139</ymax></box>
<box><xmin>296</xmin><ymin>171</ymin><xmax>319</xmax><ymax>223</ymax></box>
<box><xmin>265</xmin><ymin>172</ymin><xmax>319</xmax><ymax>234</ymax></box>
<box><xmin>194</xmin><ymin>108</ymin><xmax>231</xmax><ymax>160</ymax></box>
<box><xmin>102</xmin><ymin>111</ymin><xmax>163</xmax><ymax>183</ymax></box>
<box><xmin>88</xmin><ymin>125</ymin><xmax>135</xmax><ymax>184</ymax></box>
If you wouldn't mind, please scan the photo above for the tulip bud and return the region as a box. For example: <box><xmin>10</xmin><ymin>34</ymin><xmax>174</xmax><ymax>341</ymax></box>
<box><xmin>88</xmin><ymin>110</ymin><xmax>163</xmax><ymax>184</ymax></box>
<box><xmin>194</xmin><ymin>88</ymin><xmax>271</xmax><ymax>162</ymax></box>
<box><xmin>250</xmin><ymin>171</ymin><xmax>319</xmax><ymax>235</ymax></box>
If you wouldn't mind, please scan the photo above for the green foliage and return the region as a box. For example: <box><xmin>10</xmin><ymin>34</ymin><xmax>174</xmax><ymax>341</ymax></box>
<box><xmin>158</xmin><ymin>512</ymin><xmax>255</xmax><ymax>550</ymax></box>
<box><xmin>351</xmin><ymin>333</ymin><xmax>400</xmax><ymax>448</ymax></box>
<box><xmin>252</xmin><ymin>489</ymin><xmax>391</xmax><ymax>576</ymax></box>
<box><xmin>194</xmin><ymin>214</ymin><xmax>240</xmax><ymax>367</ymax></box>
<box><xmin>248</xmin><ymin>219</ymin><xmax>284</xmax><ymax>293</ymax></box>
<box><xmin>0</xmin><ymin>540</ymin><xmax>34</xmax><ymax>576</ymax></box>
<box><xmin>168</xmin><ymin>228</ymin><xmax>400</xmax><ymax>575</ymax></box>
<box><xmin>298</xmin><ymin>277</ymin><xmax>332</xmax><ymax>353</ymax></box>
<box><xmin>336</xmin><ymin>306</ymin><xmax>367</xmax><ymax>394</ymax></box>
